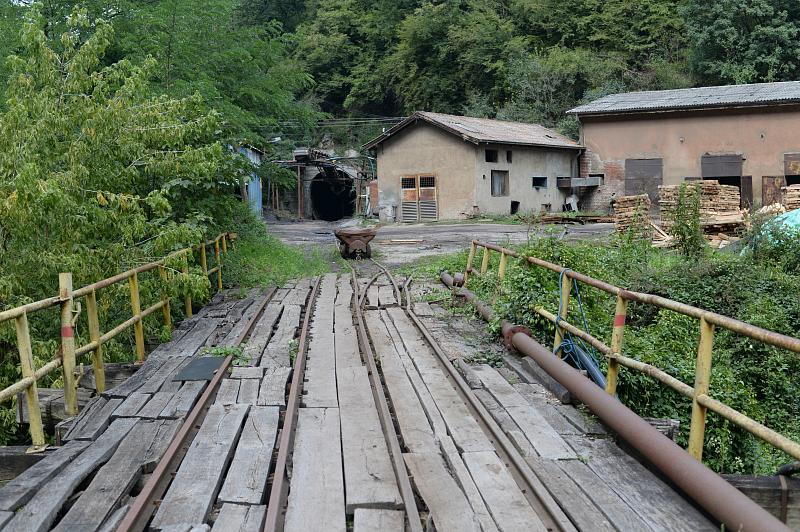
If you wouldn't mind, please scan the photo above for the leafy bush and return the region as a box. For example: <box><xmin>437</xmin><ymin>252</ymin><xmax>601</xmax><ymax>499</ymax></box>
<box><xmin>411</xmin><ymin>235</ymin><xmax>800</xmax><ymax>474</ymax></box>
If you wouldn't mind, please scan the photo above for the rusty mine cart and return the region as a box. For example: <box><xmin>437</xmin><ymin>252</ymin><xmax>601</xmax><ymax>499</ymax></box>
<box><xmin>334</xmin><ymin>227</ymin><xmax>376</xmax><ymax>259</ymax></box>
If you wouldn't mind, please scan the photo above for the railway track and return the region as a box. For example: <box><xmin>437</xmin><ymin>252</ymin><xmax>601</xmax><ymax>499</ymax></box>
<box><xmin>91</xmin><ymin>263</ymin><xmax>717</xmax><ymax>531</ymax></box>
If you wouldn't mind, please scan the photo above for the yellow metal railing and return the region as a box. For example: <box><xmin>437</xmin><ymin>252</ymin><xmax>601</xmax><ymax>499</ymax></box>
<box><xmin>465</xmin><ymin>240</ymin><xmax>800</xmax><ymax>463</ymax></box>
<box><xmin>0</xmin><ymin>233</ymin><xmax>232</xmax><ymax>451</ymax></box>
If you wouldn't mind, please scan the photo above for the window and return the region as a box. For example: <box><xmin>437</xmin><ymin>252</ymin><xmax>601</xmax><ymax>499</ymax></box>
<box><xmin>419</xmin><ymin>175</ymin><xmax>435</xmax><ymax>188</ymax></box>
<box><xmin>531</xmin><ymin>176</ymin><xmax>547</xmax><ymax>188</ymax></box>
<box><xmin>491</xmin><ymin>170</ymin><xmax>509</xmax><ymax>196</ymax></box>
<box><xmin>401</xmin><ymin>177</ymin><xmax>416</xmax><ymax>189</ymax></box>
<box><xmin>506</xmin><ymin>150</ymin><xmax>513</xmax><ymax>163</ymax></box>
<box><xmin>485</xmin><ymin>149</ymin><xmax>498</xmax><ymax>163</ymax></box>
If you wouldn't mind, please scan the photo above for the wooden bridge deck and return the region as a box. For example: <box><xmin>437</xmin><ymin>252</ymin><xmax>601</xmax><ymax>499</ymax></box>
<box><xmin>0</xmin><ymin>274</ymin><xmax>716</xmax><ymax>531</ymax></box>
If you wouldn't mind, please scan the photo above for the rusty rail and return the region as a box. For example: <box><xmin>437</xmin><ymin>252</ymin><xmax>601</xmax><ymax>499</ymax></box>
<box><xmin>464</xmin><ymin>239</ymin><xmax>800</xmax><ymax>463</ymax></box>
<box><xmin>441</xmin><ymin>271</ymin><xmax>790</xmax><ymax>532</ymax></box>
<box><xmin>0</xmin><ymin>232</ymin><xmax>232</xmax><ymax>451</ymax></box>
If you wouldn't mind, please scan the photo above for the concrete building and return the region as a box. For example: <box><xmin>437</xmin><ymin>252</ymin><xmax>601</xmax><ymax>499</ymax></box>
<box><xmin>364</xmin><ymin>112</ymin><xmax>584</xmax><ymax>222</ymax></box>
<box><xmin>569</xmin><ymin>81</ymin><xmax>800</xmax><ymax>210</ymax></box>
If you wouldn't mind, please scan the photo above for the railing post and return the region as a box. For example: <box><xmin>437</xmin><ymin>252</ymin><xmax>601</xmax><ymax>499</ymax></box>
<box><xmin>214</xmin><ymin>238</ymin><xmax>223</xmax><ymax>291</ymax></box>
<box><xmin>85</xmin><ymin>289</ymin><xmax>106</xmax><ymax>394</ymax></box>
<box><xmin>688</xmin><ymin>316</ymin><xmax>715</xmax><ymax>461</ymax></box>
<box><xmin>606</xmin><ymin>294</ymin><xmax>628</xmax><ymax>395</ymax></box>
<box><xmin>182</xmin><ymin>251</ymin><xmax>193</xmax><ymax>318</ymax></box>
<box><xmin>465</xmin><ymin>242</ymin><xmax>476</xmax><ymax>282</ymax></box>
<box><xmin>221</xmin><ymin>233</ymin><xmax>228</xmax><ymax>253</ymax></box>
<box><xmin>128</xmin><ymin>272</ymin><xmax>145</xmax><ymax>362</ymax></box>
<box><xmin>59</xmin><ymin>273</ymin><xmax>78</xmax><ymax>416</ymax></box>
<box><xmin>159</xmin><ymin>265</ymin><xmax>172</xmax><ymax>329</ymax></box>
<box><xmin>200</xmin><ymin>243</ymin><xmax>208</xmax><ymax>276</ymax></box>
<box><xmin>480</xmin><ymin>246</ymin><xmax>491</xmax><ymax>274</ymax></box>
<box><xmin>552</xmin><ymin>272</ymin><xmax>572</xmax><ymax>356</ymax></box>
<box><xmin>498</xmin><ymin>252</ymin><xmax>508</xmax><ymax>280</ymax></box>
<box><xmin>16</xmin><ymin>312</ymin><xmax>46</xmax><ymax>451</ymax></box>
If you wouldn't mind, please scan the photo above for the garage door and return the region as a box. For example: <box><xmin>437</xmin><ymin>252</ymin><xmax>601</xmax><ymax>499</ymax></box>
<box><xmin>625</xmin><ymin>158</ymin><xmax>663</xmax><ymax>202</ymax></box>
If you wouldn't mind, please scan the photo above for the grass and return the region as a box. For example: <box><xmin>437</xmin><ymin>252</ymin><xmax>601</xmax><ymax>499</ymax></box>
<box><xmin>222</xmin><ymin>228</ymin><xmax>334</xmax><ymax>289</ymax></box>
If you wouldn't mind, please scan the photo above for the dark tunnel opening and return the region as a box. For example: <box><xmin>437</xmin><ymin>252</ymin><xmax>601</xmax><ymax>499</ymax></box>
<box><xmin>310</xmin><ymin>170</ymin><xmax>356</xmax><ymax>221</ymax></box>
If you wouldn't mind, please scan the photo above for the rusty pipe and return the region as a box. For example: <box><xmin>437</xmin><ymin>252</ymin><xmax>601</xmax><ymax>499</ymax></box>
<box><xmin>439</xmin><ymin>271</ymin><xmax>789</xmax><ymax>532</ymax></box>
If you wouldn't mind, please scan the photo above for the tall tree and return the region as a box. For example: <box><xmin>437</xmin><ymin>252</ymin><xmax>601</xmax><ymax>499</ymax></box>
<box><xmin>685</xmin><ymin>0</ymin><xmax>800</xmax><ymax>84</ymax></box>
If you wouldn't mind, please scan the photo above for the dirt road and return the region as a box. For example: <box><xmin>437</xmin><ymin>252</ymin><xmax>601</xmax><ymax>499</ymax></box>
<box><xmin>268</xmin><ymin>220</ymin><xmax>614</xmax><ymax>267</ymax></box>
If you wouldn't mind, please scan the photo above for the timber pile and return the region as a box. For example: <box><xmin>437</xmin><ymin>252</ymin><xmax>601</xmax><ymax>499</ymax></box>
<box><xmin>613</xmin><ymin>194</ymin><xmax>651</xmax><ymax>234</ymax></box>
<box><xmin>659</xmin><ymin>181</ymin><xmax>744</xmax><ymax>231</ymax></box>
<box><xmin>706</xmin><ymin>233</ymin><xmax>740</xmax><ymax>250</ymax></box>
<box><xmin>783</xmin><ymin>184</ymin><xmax>800</xmax><ymax>210</ymax></box>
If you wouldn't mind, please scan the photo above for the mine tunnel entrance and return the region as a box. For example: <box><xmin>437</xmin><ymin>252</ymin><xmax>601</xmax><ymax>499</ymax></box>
<box><xmin>310</xmin><ymin>169</ymin><xmax>356</xmax><ymax>221</ymax></box>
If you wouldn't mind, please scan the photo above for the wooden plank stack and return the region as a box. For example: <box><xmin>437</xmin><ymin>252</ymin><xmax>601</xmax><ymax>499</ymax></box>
<box><xmin>783</xmin><ymin>184</ymin><xmax>800</xmax><ymax>210</ymax></box>
<box><xmin>659</xmin><ymin>181</ymin><xmax>743</xmax><ymax>231</ymax></box>
<box><xmin>613</xmin><ymin>194</ymin><xmax>651</xmax><ymax>234</ymax></box>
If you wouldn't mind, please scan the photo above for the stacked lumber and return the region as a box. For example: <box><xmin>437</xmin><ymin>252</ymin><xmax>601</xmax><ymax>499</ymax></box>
<box><xmin>706</xmin><ymin>233</ymin><xmax>740</xmax><ymax>250</ymax></box>
<box><xmin>757</xmin><ymin>203</ymin><xmax>786</xmax><ymax>217</ymax></box>
<box><xmin>783</xmin><ymin>184</ymin><xmax>800</xmax><ymax>210</ymax></box>
<box><xmin>613</xmin><ymin>194</ymin><xmax>651</xmax><ymax>234</ymax></box>
<box><xmin>659</xmin><ymin>181</ymin><xmax>743</xmax><ymax>231</ymax></box>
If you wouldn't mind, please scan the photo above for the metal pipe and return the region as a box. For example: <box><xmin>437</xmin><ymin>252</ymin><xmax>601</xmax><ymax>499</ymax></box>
<box><xmin>440</xmin><ymin>272</ymin><xmax>789</xmax><ymax>532</ymax></box>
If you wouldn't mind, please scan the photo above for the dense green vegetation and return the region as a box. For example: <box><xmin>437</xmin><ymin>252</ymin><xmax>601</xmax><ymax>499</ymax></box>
<box><xmin>406</xmin><ymin>225</ymin><xmax>800</xmax><ymax>475</ymax></box>
<box><xmin>0</xmin><ymin>8</ymin><xmax>327</xmax><ymax>444</ymax></box>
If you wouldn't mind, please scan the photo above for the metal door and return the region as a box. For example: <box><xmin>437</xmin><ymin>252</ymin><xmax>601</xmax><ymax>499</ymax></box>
<box><xmin>625</xmin><ymin>158</ymin><xmax>663</xmax><ymax>201</ymax></box>
<box><xmin>762</xmin><ymin>176</ymin><xmax>785</xmax><ymax>206</ymax></box>
<box><xmin>399</xmin><ymin>175</ymin><xmax>438</xmax><ymax>222</ymax></box>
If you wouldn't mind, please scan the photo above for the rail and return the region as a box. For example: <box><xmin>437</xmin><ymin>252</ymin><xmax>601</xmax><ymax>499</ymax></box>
<box><xmin>465</xmin><ymin>239</ymin><xmax>800</xmax><ymax>463</ymax></box>
<box><xmin>0</xmin><ymin>232</ymin><xmax>233</xmax><ymax>451</ymax></box>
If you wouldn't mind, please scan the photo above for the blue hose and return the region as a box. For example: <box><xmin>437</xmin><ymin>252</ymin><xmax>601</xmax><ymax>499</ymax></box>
<box><xmin>554</xmin><ymin>269</ymin><xmax>607</xmax><ymax>389</ymax></box>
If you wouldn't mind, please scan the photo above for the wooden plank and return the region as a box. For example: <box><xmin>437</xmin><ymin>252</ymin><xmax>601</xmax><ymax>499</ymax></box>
<box><xmin>218</xmin><ymin>407</ymin><xmax>279</xmax><ymax>504</ymax></box>
<box><xmin>403</xmin><ymin>453</ymin><xmax>480</xmax><ymax>532</ymax></box>
<box><xmin>52</xmin><ymin>420</ymin><xmax>164</xmax><ymax>532</ymax></box>
<box><xmin>0</xmin><ymin>447</ymin><xmax>45</xmax><ymax>484</ymax></box>
<box><xmin>159</xmin><ymin>358</ymin><xmax>192</xmax><ymax>393</ymax></box>
<box><xmin>352</xmin><ymin>509</ymin><xmax>404</xmax><ymax>532</ymax></box>
<box><xmin>565</xmin><ymin>436</ymin><xmax>715</xmax><ymax>531</ymax></box>
<box><xmin>212</xmin><ymin>504</ymin><xmax>266</xmax><ymax>532</ymax></box>
<box><xmin>141</xmin><ymin>419</ymin><xmax>181</xmax><ymax>473</ymax></box>
<box><xmin>439</xmin><ymin>436</ymin><xmax>499</xmax><ymax>532</ymax></box>
<box><xmin>112</xmin><ymin>392</ymin><xmax>151</xmax><ymax>418</ymax></box>
<box><xmin>379</xmin><ymin>311</ymin><xmax>448</xmax><ymax>440</ymax></box>
<box><xmin>0</xmin><ymin>440</ymin><xmax>89</xmax><ymax>512</ymax></box>
<box><xmin>723</xmin><ymin>474</ymin><xmax>800</xmax><ymax>527</ymax></box>
<box><xmin>260</xmin><ymin>305</ymin><xmax>301</xmax><ymax>369</ymax></box>
<box><xmin>281</xmin><ymin>280</ymin><xmax>312</xmax><ymax>306</ymax></box>
<box><xmin>257</xmin><ymin>367</ymin><xmax>291</xmax><ymax>407</ymax></box>
<box><xmin>103</xmin><ymin>355</ymin><xmax>165</xmax><ymax>398</ymax></box>
<box><xmin>220</xmin><ymin>291</ymin><xmax>266</xmax><ymax>347</ymax></box>
<box><xmin>137</xmin><ymin>391</ymin><xmax>174</xmax><ymax>419</ymax></box>
<box><xmin>239</xmin><ymin>304</ymin><xmax>283</xmax><ymax>366</ymax></box>
<box><xmin>557</xmin><ymin>458</ymin><xmax>652</xmax><ymax>531</ymax></box>
<box><xmin>215</xmin><ymin>379</ymin><xmax>240</xmax><ymax>405</ymax></box>
<box><xmin>378</xmin><ymin>285</ymin><xmax>396</xmax><ymax>307</ymax></box>
<box><xmin>137</xmin><ymin>357</ymin><xmax>186</xmax><ymax>395</ymax></box>
<box><xmin>366</xmin><ymin>286</ymin><xmax>379</xmax><ymax>309</ymax></box>
<box><xmin>64</xmin><ymin>397</ymin><xmax>123</xmax><ymax>441</ymax></box>
<box><xmin>337</xmin><ymin>366</ymin><xmax>402</xmax><ymax>512</ymax></box>
<box><xmin>236</xmin><ymin>378</ymin><xmax>259</xmax><ymax>405</ymax></box>
<box><xmin>472</xmin><ymin>365</ymin><xmax>574</xmax><ymax>459</ymax></box>
<box><xmin>284</xmin><ymin>407</ymin><xmax>345</xmax><ymax>532</ymax></box>
<box><xmin>364</xmin><ymin>312</ymin><xmax>437</xmax><ymax>453</ymax></box>
<box><xmin>62</xmin><ymin>395</ymin><xmax>105</xmax><ymax>440</ymax></box>
<box><xmin>160</xmin><ymin>318</ymin><xmax>222</xmax><ymax>358</ymax></box>
<box><xmin>229</xmin><ymin>367</ymin><xmax>265</xmax><ymax>379</ymax></box>
<box><xmin>151</xmin><ymin>404</ymin><xmax>250</xmax><ymax>529</ymax></box>
<box><xmin>462</xmin><ymin>451</ymin><xmax>548</xmax><ymax>532</ymax></box>
<box><xmin>97</xmin><ymin>504</ymin><xmax>129</xmax><ymax>532</ymax></box>
<box><xmin>513</xmin><ymin>384</ymin><xmax>581</xmax><ymax>435</ymax></box>
<box><xmin>386</xmin><ymin>308</ymin><xmax>492</xmax><ymax>453</ymax></box>
<box><xmin>302</xmin><ymin>276</ymin><xmax>338</xmax><ymax>408</ymax></box>
<box><xmin>16</xmin><ymin>387</ymin><xmax>92</xmax><ymax>428</ymax></box>
<box><xmin>0</xmin><ymin>511</ymin><xmax>12</xmax><ymax>528</ymax></box>
<box><xmin>160</xmin><ymin>381</ymin><xmax>206</xmax><ymax>419</ymax></box>
<box><xmin>474</xmin><ymin>389</ymin><xmax>536</xmax><ymax>458</ymax></box>
<box><xmin>4</xmin><ymin>418</ymin><xmax>137</xmax><ymax>532</ymax></box>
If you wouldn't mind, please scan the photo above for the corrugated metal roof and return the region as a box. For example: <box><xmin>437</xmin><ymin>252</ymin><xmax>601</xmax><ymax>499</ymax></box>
<box><xmin>568</xmin><ymin>81</ymin><xmax>800</xmax><ymax>116</ymax></box>
<box><xmin>363</xmin><ymin>111</ymin><xmax>581</xmax><ymax>150</ymax></box>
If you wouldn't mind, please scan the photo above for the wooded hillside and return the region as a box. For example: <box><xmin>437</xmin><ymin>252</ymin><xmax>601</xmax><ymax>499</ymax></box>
<box><xmin>2</xmin><ymin>0</ymin><xmax>800</xmax><ymax>146</ymax></box>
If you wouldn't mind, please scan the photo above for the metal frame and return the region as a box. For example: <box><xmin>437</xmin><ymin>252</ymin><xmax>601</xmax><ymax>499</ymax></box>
<box><xmin>0</xmin><ymin>233</ymin><xmax>233</xmax><ymax>451</ymax></box>
<box><xmin>465</xmin><ymin>239</ymin><xmax>800</xmax><ymax>463</ymax></box>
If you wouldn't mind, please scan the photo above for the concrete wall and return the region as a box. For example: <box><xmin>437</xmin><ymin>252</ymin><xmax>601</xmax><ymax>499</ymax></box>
<box><xmin>375</xmin><ymin>122</ymin><xmax>477</xmax><ymax>221</ymax></box>
<box><xmin>474</xmin><ymin>144</ymin><xmax>575</xmax><ymax>215</ymax></box>
<box><xmin>579</xmin><ymin>107</ymin><xmax>800</xmax><ymax>209</ymax></box>
<box><xmin>375</xmin><ymin>122</ymin><xmax>577</xmax><ymax>221</ymax></box>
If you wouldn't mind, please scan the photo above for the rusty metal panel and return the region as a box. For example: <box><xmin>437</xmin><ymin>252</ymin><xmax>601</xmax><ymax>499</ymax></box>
<box><xmin>701</xmin><ymin>154</ymin><xmax>742</xmax><ymax>177</ymax></box>
<box><xmin>784</xmin><ymin>153</ymin><xmax>800</xmax><ymax>175</ymax></box>
<box><xmin>624</xmin><ymin>158</ymin><xmax>662</xmax><ymax>201</ymax></box>
<box><xmin>762</xmin><ymin>176</ymin><xmax>785</xmax><ymax>206</ymax></box>
<box><xmin>740</xmin><ymin>175</ymin><xmax>753</xmax><ymax>208</ymax></box>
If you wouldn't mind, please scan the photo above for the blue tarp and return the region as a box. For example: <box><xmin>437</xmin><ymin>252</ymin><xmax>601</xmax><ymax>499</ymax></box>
<box><xmin>769</xmin><ymin>209</ymin><xmax>800</xmax><ymax>232</ymax></box>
